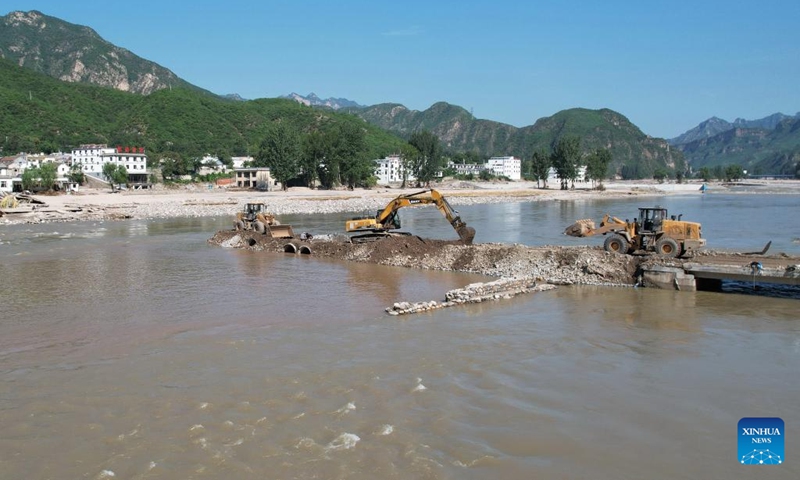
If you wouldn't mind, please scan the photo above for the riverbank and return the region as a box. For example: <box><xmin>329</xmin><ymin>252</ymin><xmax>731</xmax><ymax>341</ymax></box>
<box><xmin>0</xmin><ymin>179</ymin><xmax>747</xmax><ymax>225</ymax></box>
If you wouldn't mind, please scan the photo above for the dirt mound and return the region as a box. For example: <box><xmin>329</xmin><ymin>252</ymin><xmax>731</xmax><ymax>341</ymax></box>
<box><xmin>208</xmin><ymin>230</ymin><xmax>643</xmax><ymax>286</ymax></box>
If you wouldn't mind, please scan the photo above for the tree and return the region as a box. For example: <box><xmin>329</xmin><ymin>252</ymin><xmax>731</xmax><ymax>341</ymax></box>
<box><xmin>301</xmin><ymin>131</ymin><xmax>326</xmax><ymax>188</ymax></box>
<box><xmin>103</xmin><ymin>163</ymin><xmax>128</xmax><ymax>191</ymax></box>
<box><xmin>550</xmin><ymin>136</ymin><xmax>582</xmax><ymax>190</ymax></box>
<box><xmin>530</xmin><ymin>148</ymin><xmax>551</xmax><ymax>188</ymax></box>
<box><xmin>399</xmin><ymin>144</ymin><xmax>419</xmax><ymax>188</ymax></box>
<box><xmin>725</xmin><ymin>164</ymin><xmax>744</xmax><ymax>181</ymax></box>
<box><xmin>330</xmin><ymin>122</ymin><xmax>371</xmax><ymax>189</ymax></box>
<box><xmin>68</xmin><ymin>163</ymin><xmax>86</xmax><ymax>185</ymax></box>
<box><xmin>712</xmin><ymin>164</ymin><xmax>725</xmax><ymax>181</ymax></box>
<box><xmin>653</xmin><ymin>167</ymin><xmax>668</xmax><ymax>183</ymax></box>
<box><xmin>21</xmin><ymin>167</ymin><xmax>37</xmax><ymax>191</ymax></box>
<box><xmin>698</xmin><ymin>167</ymin><xmax>711</xmax><ymax>182</ymax></box>
<box><xmin>38</xmin><ymin>162</ymin><xmax>57</xmax><ymax>191</ymax></box>
<box><xmin>408</xmin><ymin>130</ymin><xmax>442</xmax><ymax>186</ymax></box>
<box><xmin>256</xmin><ymin>122</ymin><xmax>301</xmax><ymax>191</ymax></box>
<box><xmin>584</xmin><ymin>148</ymin><xmax>612</xmax><ymax>189</ymax></box>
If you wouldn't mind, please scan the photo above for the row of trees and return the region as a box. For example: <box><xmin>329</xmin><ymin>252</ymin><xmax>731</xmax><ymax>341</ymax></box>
<box><xmin>527</xmin><ymin>136</ymin><xmax>612</xmax><ymax>190</ymax></box>
<box><xmin>255</xmin><ymin>122</ymin><xmax>446</xmax><ymax>190</ymax></box>
<box><xmin>696</xmin><ymin>164</ymin><xmax>745</xmax><ymax>182</ymax></box>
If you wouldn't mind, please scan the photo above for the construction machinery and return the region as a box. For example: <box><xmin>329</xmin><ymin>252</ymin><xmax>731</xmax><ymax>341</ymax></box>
<box><xmin>345</xmin><ymin>189</ymin><xmax>476</xmax><ymax>244</ymax></box>
<box><xmin>233</xmin><ymin>202</ymin><xmax>294</xmax><ymax>238</ymax></box>
<box><xmin>564</xmin><ymin>206</ymin><xmax>705</xmax><ymax>258</ymax></box>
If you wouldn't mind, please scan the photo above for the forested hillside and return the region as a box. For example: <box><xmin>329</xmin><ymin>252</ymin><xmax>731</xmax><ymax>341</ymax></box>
<box><xmin>0</xmin><ymin>57</ymin><xmax>405</xmax><ymax>161</ymax></box>
<box><xmin>347</xmin><ymin>103</ymin><xmax>684</xmax><ymax>178</ymax></box>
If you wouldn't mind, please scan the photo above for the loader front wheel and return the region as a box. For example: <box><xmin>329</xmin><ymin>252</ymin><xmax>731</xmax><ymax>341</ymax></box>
<box><xmin>254</xmin><ymin>221</ymin><xmax>267</xmax><ymax>234</ymax></box>
<box><xmin>234</xmin><ymin>220</ymin><xmax>245</xmax><ymax>231</ymax></box>
<box><xmin>656</xmin><ymin>237</ymin><xmax>680</xmax><ymax>258</ymax></box>
<box><xmin>604</xmin><ymin>234</ymin><xmax>629</xmax><ymax>254</ymax></box>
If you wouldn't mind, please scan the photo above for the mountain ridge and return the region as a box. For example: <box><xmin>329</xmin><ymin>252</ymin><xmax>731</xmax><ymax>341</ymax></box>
<box><xmin>0</xmin><ymin>10</ymin><xmax>211</xmax><ymax>96</ymax></box>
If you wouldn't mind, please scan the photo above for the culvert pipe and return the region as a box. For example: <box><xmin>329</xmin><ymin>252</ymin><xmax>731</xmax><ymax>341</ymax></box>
<box><xmin>299</xmin><ymin>245</ymin><xmax>312</xmax><ymax>255</ymax></box>
<box><xmin>247</xmin><ymin>238</ymin><xmax>257</xmax><ymax>247</ymax></box>
<box><xmin>284</xmin><ymin>243</ymin><xmax>298</xmax><ymax>253</ymax></box>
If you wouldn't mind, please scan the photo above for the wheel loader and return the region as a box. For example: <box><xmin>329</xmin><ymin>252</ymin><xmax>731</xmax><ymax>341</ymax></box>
<box><xmin>564</xmin><ymin>206</ymin><xmax>705</xmax><ymax>258</ymax></box>
<box><xmin>233</xmin><ymin>202</ymin><xmax>294</xmax><ymax>238</ymax></box>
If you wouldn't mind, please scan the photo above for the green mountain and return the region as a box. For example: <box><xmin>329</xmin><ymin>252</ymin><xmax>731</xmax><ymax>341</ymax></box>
<box><xmin>2</xmin><ymin>9</ymin><xmax>685</xmax><ymax>179</ymax></box>
<box><xmin>346</xmin><ymin>102</ymin><xmax>684</xmax><ymax>178</ymax></box>
<box><xmin>0</xmin><ymin>10</ymin><xmax>208</xmax><ymax>95</ymax></box>
<box><xmin>677</xmin><ymin>118</ymin><xmax>800</xmax><ymax>175</ymax></box>
<box><xmin>0</xmin><ymin>57</ymin><xmax>405</xmax><ymax>159</ymax></box>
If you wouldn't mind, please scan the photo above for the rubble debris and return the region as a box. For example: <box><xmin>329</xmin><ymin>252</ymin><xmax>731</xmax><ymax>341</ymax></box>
<box><xmin>385</xmin><ymin>278</ymin><xmax>558</xmax><ymax>316</ymax></box>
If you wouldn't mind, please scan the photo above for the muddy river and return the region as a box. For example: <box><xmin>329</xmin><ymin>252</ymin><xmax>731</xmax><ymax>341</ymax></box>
<box><xmin>1</xmin><ymin>194</ymin><xmax>798</xmax><ymax>479</ymax></box>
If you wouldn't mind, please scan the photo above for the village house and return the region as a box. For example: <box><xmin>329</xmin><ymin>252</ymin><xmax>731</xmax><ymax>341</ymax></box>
<box><xmin>449</xmin><ymin>162</ymin><xmax>487</xmax><ymax>176</ymax></box>
<box><xmin>234</xmin><ymin>167</ymin><xmax>280</xmax><ymax>190</ymax></box>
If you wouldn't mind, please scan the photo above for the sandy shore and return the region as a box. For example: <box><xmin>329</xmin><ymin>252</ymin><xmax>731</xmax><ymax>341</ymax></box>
<box><xmin>2</xmin><ymin>179</ymin><xmax>798</xmax><ymax>225</ymax></box>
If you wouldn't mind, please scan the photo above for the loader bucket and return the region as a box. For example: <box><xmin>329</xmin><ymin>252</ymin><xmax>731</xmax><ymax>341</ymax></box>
<box><xmin>457</xmin><ymin>225</ymin><xmax>476</xmax><ymax>245</ymax></box>
<box><xmin>268</xmin><ymin>225</ymin><xmax>295</xmax><ymax>239</ymax></box>
<box><xmin>564</xmin><ymin>219</ymin><xmax>596</xmax><ymax>237</ymax></box>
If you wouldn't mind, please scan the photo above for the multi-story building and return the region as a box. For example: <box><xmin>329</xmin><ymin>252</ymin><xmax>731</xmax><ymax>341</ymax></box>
<box><xmin>71</xmin><ymin>144</ymin><xmax>149</xmax><ymax>183</ymax></box>
<box><xmin>234</xmin><ymin>167</ymin><xmax>279</xmax><ymax>190</ymax></box>
<box><xmin>375</xmin><ymin>155</ymin><xmax>416</xmax><ymax>185</ymax></box>
<box><xmin>486</xmin><ymin>156</ymin><xmax>522</xmax><ymax>180</ymax></box>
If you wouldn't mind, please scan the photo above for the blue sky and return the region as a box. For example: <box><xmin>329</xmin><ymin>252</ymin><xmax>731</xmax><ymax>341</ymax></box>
<box><xmin>5</xmin><ymin>1</ymin><xmax>800</xmax><ymax>138</ymax></box>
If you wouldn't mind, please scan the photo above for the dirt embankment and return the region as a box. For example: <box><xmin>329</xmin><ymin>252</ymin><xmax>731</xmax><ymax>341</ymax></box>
<box><xmin>209</xmin><ymin>230</ymin><xmax>800</xmax><ymax>313</ymax></box>
<box><xmin>208</xmin><ymin>230</ymin><xmax>643</xmax><ymax>286</ymax></box>
<box><xmin>209</xmin><ymin>230</ymin><xmax>800</xmax><ymax>283</ymax></box>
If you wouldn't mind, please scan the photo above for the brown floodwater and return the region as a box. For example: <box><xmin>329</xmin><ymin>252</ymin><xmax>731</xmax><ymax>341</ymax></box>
<box><xmin>1</xmin><ymin>197</ymin><xmax>798</xmax><ymax>479</ymax></box>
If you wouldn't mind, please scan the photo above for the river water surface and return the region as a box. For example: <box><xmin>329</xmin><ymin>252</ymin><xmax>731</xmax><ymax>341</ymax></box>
<box><xmin>1</xmin><ymin>193</ymin><xmax>798</xmax><ymax>479</ymax></box>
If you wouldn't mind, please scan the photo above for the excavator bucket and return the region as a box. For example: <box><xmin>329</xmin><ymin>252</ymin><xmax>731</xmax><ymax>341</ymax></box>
<box><xmin>457</xmin><ymin>225</ymin><xmax>476</xmax><ymax>245</ymax></box>
<box><xmin>267</xmin><ymin>224</ymin><xmax>295</xmax><ymax>239</ymax></box>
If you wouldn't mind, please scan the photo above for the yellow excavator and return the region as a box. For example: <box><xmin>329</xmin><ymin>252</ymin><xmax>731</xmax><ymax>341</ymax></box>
<box><xmin>234</xmin><ymin>202</ymin><xmax>294</xmax><ymax>238</ymax></box>
<box><xmin>564</xmin><ymin>206</ymin><xmax>705</xmax><ymax>258</ymax></box>
<box><xmin>345</xmin><ymin>189</ymin><xmax>476</xmax><ymax>244</ymax></box>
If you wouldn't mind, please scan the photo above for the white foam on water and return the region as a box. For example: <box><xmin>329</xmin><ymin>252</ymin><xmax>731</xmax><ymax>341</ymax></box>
<box><xmin>292</xmin><ymin>412</ymin><xmax>305</xmax><ymax>419</ymax></box>
<box><xmin>147</xmin><ymin>462</ymin><xmax>157</xmax><ymax>470</ymax></box>
<box><xmin>224</xmin><ymin>438</ymin><xmax>244</xmax><ymax>447</ymax></box>
<box><xmin>295</xmin><ymin>437</ymin><xmax>317</xmax><ymax>449</ymax></box>
<box><xmin>413</xmin><ymin>378</ymin><xmax>427</xmax><ymax>392</ymax></box>
<box><xmin>377</xmin><ymin>424</ymin><xmax>394</xmax><ymax>436</ymax></box>
<box><xmin>198</xmin><ymin>402</ymin><xmax>210</xmax><ymax>410</ymax></box>
<box><xmin>335</xmin><ymin>402</ymin><xmax>356</xmax><ymax>414</ymax></box>
<box><xmin>326</xmin><ymin>433</ymin><xmax>361</xmax><ymax>452</ymax></box>
<box><xmin>189</xmin><ymin>424</ymin><xmax>205</xmax><ymax>432</ymax></box>
<box><xmin>97</xmin><ymin>470</ymin><xmax>115</xmax><ymax>478</ymax></box>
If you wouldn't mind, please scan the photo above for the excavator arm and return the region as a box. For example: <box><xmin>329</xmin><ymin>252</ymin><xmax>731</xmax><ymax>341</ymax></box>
<box><xmin>347</xmin><ymin>189</ymin><xmax>476</xmax><ymax>244</ymax></box>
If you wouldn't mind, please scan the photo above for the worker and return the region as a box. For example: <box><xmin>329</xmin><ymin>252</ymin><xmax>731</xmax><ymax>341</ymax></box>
<box><xmin>749</xmin><ymin>261</ymin><xmax>763</xmax><ymax>275</ymax></box>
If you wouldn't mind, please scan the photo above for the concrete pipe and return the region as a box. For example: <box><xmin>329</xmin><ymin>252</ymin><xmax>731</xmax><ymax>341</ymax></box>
<box><xmin>247</xmin><ymin>238</ymin><xmax>257</xmax><ymax>247</ymax></box>
<box><xmin>284</xmin><ymin>243</ymin><xmax>298</xmax><ymax>254</ymax></box>
<box><xmin>299</xmin><ymin>245</ymin><xmax>312</xmax><ymax>255</ymax></box>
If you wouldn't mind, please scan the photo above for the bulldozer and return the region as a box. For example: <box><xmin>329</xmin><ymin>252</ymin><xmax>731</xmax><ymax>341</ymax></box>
<box><xmin>233</xmin><ymin>202</ymin><xmax>294</xmax><ymax>238</ymax></box>
<box><xmin>564</xmin><ymin>206</ymin><xmax>705</xmax><ymax>258</ymax></box>
<box><xmin>345</xmin><ymin>189</ymin><xmax>476</xmax><ymax>244</ymax></box>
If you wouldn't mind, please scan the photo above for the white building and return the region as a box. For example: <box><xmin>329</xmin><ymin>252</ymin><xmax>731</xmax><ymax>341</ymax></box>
<box><xmin>449</xmin><ymin>162</ymin><xmax>487</xmax><ymax>176</ymax></box>
<box><xmin>71</xmin><ymin>144</ymin><xmax>149</xmax><ymax>183</ymax></box>
<box><xmin>546</xmin><ymin>166</ymin><xmax>591</xmax><ymax>189</ymax></box>
<box><xmin>231</xmin><ymin>156</ymin><xmax>253</xmax><ymax>169</ymax></box>
<box><xmin>375</xmin><ymin>155</ymin><xmax>416</xmax><ymax>185</ymax></box>
<box><xmin>486</xmin><ymin>156</ymin><xmax>522</xmax><ymax>180</ymax></box>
